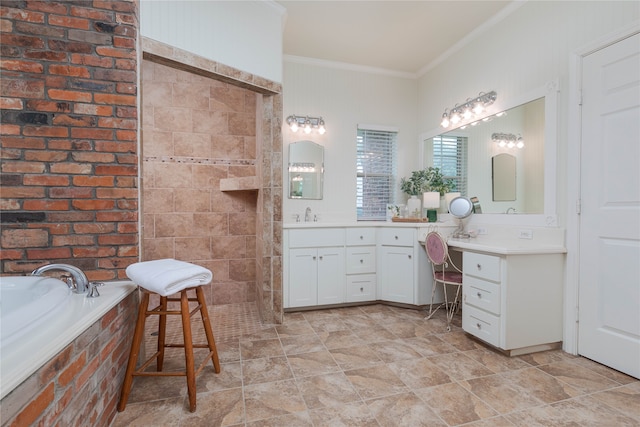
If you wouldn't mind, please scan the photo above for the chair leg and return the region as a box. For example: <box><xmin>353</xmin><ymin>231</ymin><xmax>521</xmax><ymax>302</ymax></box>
<box><xmin>443</xmin><ymin>282</ymin><xmax>451</xmax><ymax>332</ymax></box>
<box><xmin>157</xmin><ymin>296</ymin><xmax>167</xmax><ymax>371</ymax></box>
<box><xmin>118</xmin><ymin>291</ymin><xmax>150</xmax><ymax>412</ymax></box>
<box><xmin>180</xmin><ymin>290</ymin><xmax>197</xmax><ymax>412</ymax></box>
<box><xmin>196</xmin><ymin>287</ymin><xmax>221</xmax><ymax>373</ymax></box>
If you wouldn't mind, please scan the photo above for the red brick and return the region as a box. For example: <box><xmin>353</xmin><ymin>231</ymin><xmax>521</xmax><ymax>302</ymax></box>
<box><xmin>49</xmin><ymin>187</ymin><xmax>93</xmax><ymax>199</ymax></box>
<box><xmin>0</xmin><ymin>148</ymin><xmax>21</xmax><ymax>160</ymax></box>
<box><xmin>73</xmin><ymin>103</ymin><xmax>112</xmax><ymax>116</ymax></box>
<box><xmin>117</xmin><ymin>222</ymin><xmax>137</xmax><ymax>233</ymax></box>
<box><xmin>115</xmin><ymin>106</ymin><xmax>136</xmax><ymax>118</ymax></box>
<box><xmin>76</xmin><ymin>353</ymin><xmax>102</xmax><ymax>391</ymax></box>
<box><xmin>48</xmin><ymin>211</ymin><xmax>95</xmax><ymax>223</ymax></box>
<box><xmin>114</xmin><ymin>130</ymin><xmax>136</xmax><ymax>141</ymax></box>
<box><xmin>24</xmin><ymin>50</ymin><xmax>68</xmax><ymax>61</ymax></box>
<box><xmin>1</xmin><ymin>59</ymin><xmax>44</xmax><ymax>73</ymax></box>
<box><xmin>96</xmin><ymin>188</ymin><xmax>137</xmax><ymax>199</ymax></box>
<box><xmin>23</xmin><ymin>174</ymin><xmax>70</xmax><ymax>186</ymax></box>
<box><xmin>96</xmin><ymin>211</ymin><xmax>136</xmax><ymax>222</ymax></box>
<box><xmin>48</xmin><ymin>64</ymin><xmax>91</xmax><ymax>78</ymax></box>
<box><xmin>23</xmin><ymin>199</ymin><xmax>69</xmax><ymax>211</ymax></box>
<box><xmin>26</xmin><ymin>247</ymin><xmax>71</xmax><ymax>259</ymax></box>
<box><xmin>45</xmin><ymin>75</ymin><xmax>67</xmax><ymax>89</ymax></box>
<box><xmin>116</xmin><ymin>153</ymin><xmax>136</xmax><ymax>164</ymax></box>
<box><xmin>15</xmin><ymin>21</ymin><xmax>66</xmax><ymax>38</ymax></box>
<box><xmin>0</xmin><ymin>97</ymin><xmax>23</xmax><ymax>109</ymax></box>
<box><xmin>73</xmin><ymin>176</ymin><xmax>114</xmax><ymax>187</ymax></box>
<box><xmin>9</xmin><ymin>382</ymin><xmax>54</xmax><ymax>427</ymax></box>
<box><xmin>25</xmin><ymin>150</ymin><xmax>68</xmax><ymax>162</ymax></box>
<box><xmin>52</xmin><ymin>235</ymin><xmax>96</xmax><ymax>246</ymax></box>
<box><xmin>58</xmin><ymin>351</ymin><xmax>87</xmax><ymax>387</ymax></box>
<box><xmin>115</xmin><ymin>58</ymin><xmax>136</xmax><ymax>71</ymax></box>
<box><xmin>52</xmin><ymin>114</ymin><xmax>97</xmax><ymax>127</ymax></box>
<box><xmin>98</xmin><ymin>234</ymin><xmax>137</xmax><ymax>245</ymax></box>
<box><xmin>49</xmin><ymin>163</ymin><xmax>92</xmax><ymax>175</ymax></box>
<box><xmin>70</xmin><ymin>127</ymin><xmax>113</xmax><ymax>140</ymax></box>
<box><xmin>70</xmin><ymin>53</ymin><xmax>113</xmax><ymax>68</ymax></box>
<box><xmin>1</xmin><ymin>228</ymin><xmax>49</xmax><ymax>248</ymax></box>
<box><xmin>23</xmin><ymin>125</ymin><xmax>69</xmax><ymax>138</ymax></box>
<box><xmin>93</xmin><ymin>93</ymin><xmax>135</xmax><ymax>106</ymax></box>
<box><xmin>1</xmin><ymin>77</ymin><xmax>45</xmax><ymax>98</ymax></box>
<box><xmin>40</xmin><ymin>223</ymin><xmax>71</xmax><ymax>235</ymax></box>
<box><xmin>97</xmin><ymin>117</ymin><xmax>136</xmax><ymax>129</ymax></box>
<box><xmin>28</xmin><ymin>1</ymin><xmax>69</xmax><ymax>14</ymax></box>
<box><xmin>72</xmin><ymin>152</ymin><xmax>114</xmax><ymax>163</ymax></box>
<box><xmin>0</xmin><ymin>124</ymin><xmax>21</xmax><ymax>135</ymax></box>
<box><xmin>0</xmin><ymin>249</ymin><xmax>23</xmax><ymax>260</ymax></box>
<box><xmin>38</xmin><ymin>346</ymin><xmax>73</xmax><ymax>385</ymax></box>
<box><xmin>2</xmin><ymin>161</ymin><xmax>46</xmax><ymax>173</ymax></box>
<box><xmin>1</xmin><ymin>7</ymin><xmax>45</xmax><ymax>23</ymax></box>
<box><xmin>2</xmin><ymin>136</ymin><xmax>46</xmax><ymax>149</ymax></box>
<box><xmin>1</xmin><ymin>33</ymin><xmax>45</xmax><ymax>48</ymax></box>
<box><xmin>93</xmin><ymin>1</ymin><xmax>137</xmax><ymax>13</ymax></box>
<box><xmin>0</xmin><ymin>186</ymin><xmax>45</xmax><ymax>198</ymax></box>
<box><xmin>72</xmin><ymin>246</ymin><xmax>116</xmax><ymax>257</ymax></box>
<box><xmin>118</xmin><ymin>246</ymin><xmax>138</xmax><ymax>257</ymax></box>
<box><xmin>72</xmin><ymin>199</ymin><xmax>115</xmax><ymax>210</ymax></box>
<box><xmin>74</xmin><ymin>223</ymin><xmax>115</xmax><ymax>234</ymax></box>
<box><xmin>96</xmin><ymin>140</ymin><xmax>135</xmax><ymax>153</ymax></box>
<box><xmin>25</xmin><ymin>100</ymin><xmax>71</xmax><ymax>113</ymax></box>
<box><xmin>113</xmin><ymin>36</ymin><xmax>135</xmax><ymax>49</ymax></box>
<box><xmin>115</xmin><ymin>12</ymin><xmax>137</xmax><ymax>25</ymax></box>
<box><xmin>94</xmin><ymin>165</ymin><xmax>136</xmax><ymax>176</ymax></box>
<box><xmin>48</xmin><ymin>14</ymin><xmax>90</xmax><ymax>30</ymax></box>
<box><xmin>117</xmin><ymin>199</ymin><xmax>137</xmax><ymax>210</ymax></box>
<box><xmin>47</xmin><ymin>89</ymin><xmax>92</xmax><ymax>103</ymax></box>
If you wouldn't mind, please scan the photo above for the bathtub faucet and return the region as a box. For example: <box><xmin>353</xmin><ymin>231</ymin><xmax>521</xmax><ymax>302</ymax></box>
<box><xmin>31</xmin><ymin>264</ymin><xmax>90</xmax><ymax>293</ymax></box>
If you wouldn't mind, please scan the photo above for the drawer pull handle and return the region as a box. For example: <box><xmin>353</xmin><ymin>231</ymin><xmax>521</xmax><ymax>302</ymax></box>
<box><xmin>360</xmin><ymin>235</ymin><xmax>364</xmax><ymax>239</ymax></box>
<box><xmin>319</xmin><ymin>256</ymin><xmax>323</xmax><ymax>260</ymax></box>
<box><xmin>408</xmin><ymin>255</ymin><xmax>412</xmax><ymax>259</ymax></box>
<box><xmin>477</xmin><ymin>264</ymin><xmax>482</xmax><ymax>270</ymax></box>
<box><xmin>360</xmin><ymin>259</ymin><xmax>364</xmax><ymax>263</ymax></box>
<box><xmin>477</xmin><ymin>323</ymin><xmax>482</xmax><ymax>330</ymax></box>
<box><xmin>477</xmin><ymin>292</ymin><xmax>482</xmax><ymax>299</ymax></box>
<box><xmin>313</xmin><ymin>256</ymin><xmax>317</xmax><ymax>260</ymax></box>
<box><xmin>395</xmin><ymin>235</ymin><xmax>399</xmax><ymax>240</ymax></box>
<box><xmin>360</xmin><ymin>287</ymin><xmax>364</xmax><ymax>292</ymax></box>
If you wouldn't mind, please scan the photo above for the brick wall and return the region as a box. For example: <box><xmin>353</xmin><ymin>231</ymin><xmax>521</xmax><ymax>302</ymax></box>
<box><xmin>0</xmin><ymin>290</ymin><xmax>138</xmax><ymax>427</ymax></box>
<box><xmin>0</xmin><ymin>0</ymin><xmax>139</xmax><ymax>280</ymax></box>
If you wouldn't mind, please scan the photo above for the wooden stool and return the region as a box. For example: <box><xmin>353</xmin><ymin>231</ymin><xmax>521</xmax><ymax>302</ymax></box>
<box><xmin>117</xmin><ymin>286</ymin><xmax>220</xmax><ymax>412</ymax></box>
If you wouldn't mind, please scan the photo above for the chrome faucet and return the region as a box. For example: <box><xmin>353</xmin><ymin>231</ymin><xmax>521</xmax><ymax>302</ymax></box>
<box><xmin>506</xmin><ymin>207</ymin><xmax>516</xmax><ymax>214</ymax></box>
<box><xmin>32</xmin><ymin>263</ymin><xmax>90</xmax><ymax>293</ymax></box>
<box><xmin>305</xmin><ymin>207</ymin><xmax>312</xmax><ymax>222</ymax></box>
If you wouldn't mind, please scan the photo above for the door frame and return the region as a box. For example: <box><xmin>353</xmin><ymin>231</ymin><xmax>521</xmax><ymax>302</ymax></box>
<box><xmin>565</xmin><ymin>22</ymin><xmax>640</xmax><ymax>356</ymax></box>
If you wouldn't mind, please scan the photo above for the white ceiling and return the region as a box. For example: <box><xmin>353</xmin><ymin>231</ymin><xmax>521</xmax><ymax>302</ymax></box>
<box><xmin>277</xmin><ymin>0</ymin><xmax>518</xmax><ymax>76</ymax></box>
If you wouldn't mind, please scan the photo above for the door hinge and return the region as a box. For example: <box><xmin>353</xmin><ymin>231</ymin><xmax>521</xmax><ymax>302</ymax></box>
<box><xmin>576</xmin><ymin>306</ymin><xmax>580</xmax><ymax>323</ymax></box>
<box><xmin>578</xmin><ymin>89</ymin><xmax>583</xmax><ymax>106</ymax></box>
<box><xmin>576</xmin><ymin>199</ymin><xmax>581</xmax><ymax>215</ymax></box>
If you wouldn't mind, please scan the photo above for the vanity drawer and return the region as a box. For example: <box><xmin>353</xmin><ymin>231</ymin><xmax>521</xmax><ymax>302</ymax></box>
<box><xmin>463</xmin><ymin>252</ymin><xmax>501</xmax><ymax>282</ymax></box>
<box><xmin>346</xmin><ymin>228</ymin><xmax>376</xmax><ymax>246</ymax></box>
<box><xmin>463</xmin><ymin>303</ymin><xmax>500</xmax><ymax>348</ymax></box>
<box><xmin>346</xmin><ymin>246</ymin><xmax>376</xmax><ymax>274</ymax></box>
<box><xmin>346</xmin><ymin>274</ymin><xmax>376</xmax><ymax>302</ymax></box>
<box><xmin>378</xmin><ymin>228</ymin><xmax>415</xmax><ymax>246</ymax></box>
<box><xmin>288</xmin><ymin>228</ymin><xmax>345</xmax><ymax>248</ymax></box>
<box><xmin>464</xmin><ymin>276</ymin><xmax>501</xmax><ymax>315</ymax></box>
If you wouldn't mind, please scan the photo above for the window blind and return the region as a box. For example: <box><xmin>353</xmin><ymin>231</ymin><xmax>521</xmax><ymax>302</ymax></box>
<box><xmin>432</xmin><ymin>135</ymin><xmax>467</xmax><ymax>195</ymax></box>
<box><xmin>357</xmin><ymin>128</ymin><xmax>397</xmax><ymax>221</ymax></box>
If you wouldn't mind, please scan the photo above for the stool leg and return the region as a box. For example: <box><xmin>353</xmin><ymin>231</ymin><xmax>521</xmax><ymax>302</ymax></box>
<box><xmin>157</xmin><ymin>296</ymin><xmax>168</xmax><ymax>371</ymax></box>
<box><xmin>196</xmin><ymin>286</ymin><xmax>221</xmax><ymax>373</ymax></box>
<box><xmin>118</xmin><ymin>291</ymin><xmax>149</xmax><ymax>412</ymax></box>
<box><xmin>180</xmin><ymin>290</ymin><xmax>197</xmax><ymax>412</ymax></box>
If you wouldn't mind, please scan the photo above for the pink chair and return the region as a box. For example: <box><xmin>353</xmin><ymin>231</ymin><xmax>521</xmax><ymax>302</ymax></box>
<box><xmin>424</xmin><ymin>231</ymin><xmax>463</xmax><ymax>331</ymax></box>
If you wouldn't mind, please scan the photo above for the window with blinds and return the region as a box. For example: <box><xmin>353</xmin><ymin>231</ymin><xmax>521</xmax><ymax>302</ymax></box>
<box><xmin>356</xmin><ymin>128</ymin><xmax>397</xmax><ymax>221</ymax></box>
<box><xmin>432</xmin><ymin>135</ymin><xmax>468</xmax><ymax>195</ymax></box>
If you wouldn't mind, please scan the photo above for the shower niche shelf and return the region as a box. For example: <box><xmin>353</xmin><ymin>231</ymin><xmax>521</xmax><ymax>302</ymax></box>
<box><xmin>220</xmin><ymin>176</ymin><xmax>259</xmax><ymax>191</ymax></box>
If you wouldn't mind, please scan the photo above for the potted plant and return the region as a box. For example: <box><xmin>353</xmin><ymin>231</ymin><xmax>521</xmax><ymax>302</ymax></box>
<box><xmin>423</xmin><ymin>167</ymin><xmax>455</xmax><ymax>196</ymax></box>
<box><xmin>400</xmin><ymin>170</ymin><xmax>429</xmax><ymax>217</ymax></box>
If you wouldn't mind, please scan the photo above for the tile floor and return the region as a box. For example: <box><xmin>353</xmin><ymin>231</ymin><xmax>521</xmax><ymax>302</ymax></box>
<box><xmin>111</xmin><ymin>302</ymin><xmax>640</xmax><ymax>426</ymax></box>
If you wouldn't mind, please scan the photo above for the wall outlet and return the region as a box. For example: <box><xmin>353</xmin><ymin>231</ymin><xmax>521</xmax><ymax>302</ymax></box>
<box><xmin>519</xmin><ymin>229</ymin><xmax>533</xmax><ymax>239</ymax></box>
<box><xmin>476</xmin><ymin>227</ymin><xmax>488</xmax><ymax>235</ymax></box>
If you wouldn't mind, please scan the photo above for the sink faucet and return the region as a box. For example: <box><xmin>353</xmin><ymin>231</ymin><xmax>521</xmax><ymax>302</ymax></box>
<box><xmin>32</xmin><ymin>263</ymin><xmax>90</xmax><ymax>293</ymax></box>
<box><xmin>506</xmin><ymin>207</ymin><xmax>516</xmax><ymax>214</ymax></box>
<box><xmin>305</xmin><ymin>207</ymin><xmax>312</xmax><ymax>222</ymax></box>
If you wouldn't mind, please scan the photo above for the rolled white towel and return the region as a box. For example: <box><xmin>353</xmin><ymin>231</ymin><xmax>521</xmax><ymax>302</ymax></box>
<box><xmin>126</xmin><ymin>258</ymin><xmax>213</xmax><ymax>297</ymax></box>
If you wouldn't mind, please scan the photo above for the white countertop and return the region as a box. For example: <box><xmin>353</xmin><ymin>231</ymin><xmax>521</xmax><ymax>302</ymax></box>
<box><xmin>283</xmin><ymin>221</ymin><xmax>436</xmax><ymax>229</ymax></box>
<box><xmin>447</xmin><ymin>237</ymin><xmax>567</xmax><ymax>255</ymax></box>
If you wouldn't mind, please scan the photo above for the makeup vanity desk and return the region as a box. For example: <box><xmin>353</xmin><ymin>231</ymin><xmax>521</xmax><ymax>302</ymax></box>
<box><xmin>445</xmin><ymin>234</ymin><xmax>567</xmax><ymax>356</ymax></box>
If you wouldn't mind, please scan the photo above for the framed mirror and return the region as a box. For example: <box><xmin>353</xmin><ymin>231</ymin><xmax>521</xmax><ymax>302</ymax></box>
<box><xmin>288</xmin><ymin>140</ymin><xmax>324</xmax><ymax>199</ymax></box>
<box><xmin>420</xmin><ymin>81</ymin><xmax>559</xmax><ymax>226</ymax></box>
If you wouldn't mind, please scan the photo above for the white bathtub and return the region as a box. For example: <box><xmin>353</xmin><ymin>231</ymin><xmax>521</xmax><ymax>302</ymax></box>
<box><xmin>0</xmin><ymin>276</ymin><xmax>137</xmax><ymax>399</ymax></box>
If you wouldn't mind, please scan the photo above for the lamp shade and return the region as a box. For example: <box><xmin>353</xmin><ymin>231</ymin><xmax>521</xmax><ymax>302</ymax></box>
<box><xmin>423</xmin><ymin>192</ymin><xmax>440</xmax><ymax>209</ymax></box>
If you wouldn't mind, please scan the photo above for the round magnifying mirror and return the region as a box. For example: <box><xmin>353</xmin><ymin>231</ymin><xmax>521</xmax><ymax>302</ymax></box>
<box><xmin>449</xmin><ymin>196</ymin><xmax>473</xmax><ymax>238</ymax></box>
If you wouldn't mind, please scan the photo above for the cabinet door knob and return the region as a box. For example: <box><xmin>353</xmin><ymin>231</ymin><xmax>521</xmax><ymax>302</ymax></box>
<box><xmin>477</xmin><ymin>263</ymin><xmax>482</xmax><ymax>270</ymax></box>
<box><xmin>395</xmin><ymin>235</ymin><xmax>398</xmax><ymax>240</ymax></box>
<box><xmin>360</xmin><ymin>235</ymin><xmax>363</xmax><ymax>239</ymax></box>
<box><xmin>360</xmin><ymin>287</ymin><xmax>364</xmax><ymax>292</ymax></box>
<box><xmin>408</xmin><ymin>254</ymin><xmax>412</xmax><ymax>259</ymax></box>
<box><xmin>476</xmin><ymin>323</ymin><xmax>482</xmax><ymax>330</ymax></box>
<box><xmin>313</xmin><ymin>256</ymin><xmax>317</xmax><ymax>260</ymax></box>
<box><xmin>319</xmin><ymin>256</ymin><xmax>323</xmax><ymax>260</ymax></box>
<box><xmin>360</xmin><ymin>259</ymin><xmax>364</xmax><ymax>263</ymax></box>
<box><xmin>477</xmin><ymin>292</ymin><xmax>482</xmax><ymax>299</ymax></box>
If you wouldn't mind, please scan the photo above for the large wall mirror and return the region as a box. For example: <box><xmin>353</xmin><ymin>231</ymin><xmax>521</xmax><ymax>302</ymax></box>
<box><xmin>421</xmin><ymin>81</ymin><xmax>559</xmax><ymax>226</ymax></box>
<box><xmin>288</xmin><ymin>140</ymin><xmax>324</xmax><ymax>199</ymax></box>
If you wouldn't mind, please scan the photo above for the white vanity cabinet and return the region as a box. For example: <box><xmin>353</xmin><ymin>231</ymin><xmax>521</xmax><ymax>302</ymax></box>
<box><xmin>345</xmin><ymin>228</ymin><xmax>376</xmax><ymax>302</ymax></box>
<box><xmin>377</xmin><ymin>227</ymin><xmax>431</xmax><ymax>305</ymax></box>
<box><xmin>286</xmin><ymin>228</ymin><xmax>346</xmax><ymax>308</ymax></box>
<box><xmin>461</xmin><ymin>250</ymin><xmax>564</xmax><ymax>355</ymax></box>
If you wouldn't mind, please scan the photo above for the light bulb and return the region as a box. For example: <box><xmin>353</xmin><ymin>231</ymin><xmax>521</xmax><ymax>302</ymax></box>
<box><xmin>462</xmin><ymin>105</ymin><xmax>472</xmax><ymax>119</ymax></box>
<box><xmin>318</xmin><ymin>118</ymin><xmax>326</xmax><ymax>134</ymax></box>
<box><xmin>507</xmin><ymin>141</ymin><xmax>515</xmax><ymax>148</ymax></box>
<box><xmin>440</xmin><ymin>112</ymin><xmax>450</xmax><ymax>128</ymax></box>
<box><xmin>499</xmin><ymin>140</ymin><xmax>506</xmax><ymax>147</ymax></box>
<box><xmin>473</xmin><ymin>100</ymin><xmax>484</xmax><ymax>115</ymax></box>
<box><xmin>450</xmin><ymin>110</ymin><xmax>461</xmax><ymax>124</ymax></box>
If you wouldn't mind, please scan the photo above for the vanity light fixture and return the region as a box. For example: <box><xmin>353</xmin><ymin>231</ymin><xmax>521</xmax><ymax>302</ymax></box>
<box><xmin>492</xmin><ymin>132</ymin><xmax>524</xmax><ymax>149</ymax></box>
<box><xmin>286</xmin><ymin>115</ymin><xmax>326</xmax><ymax>135</ymax></box>
<box><xmin>440</xmin><ymin>91</ymin><xmax>497</xmax><ymax>128</ymax></box>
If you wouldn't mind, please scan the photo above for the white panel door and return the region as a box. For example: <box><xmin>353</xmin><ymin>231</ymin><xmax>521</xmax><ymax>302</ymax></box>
<box><xmin>578</xmin><ymin>32</ymin><xmax>640</xmax><ymax>378</ymax></box>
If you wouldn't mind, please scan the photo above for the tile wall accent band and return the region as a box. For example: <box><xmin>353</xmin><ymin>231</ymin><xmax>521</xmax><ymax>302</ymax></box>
<box><xmin>143</xmin><ymin>156</ymin><xmax>256</xmax><ymax>166</ymax></box>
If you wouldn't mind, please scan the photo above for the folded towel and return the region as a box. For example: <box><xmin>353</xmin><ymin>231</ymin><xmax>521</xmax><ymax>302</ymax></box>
<box><xmin>125</xmin><ymin>258</ymin><xmax>213</xmax><ymax>296</ymax></box>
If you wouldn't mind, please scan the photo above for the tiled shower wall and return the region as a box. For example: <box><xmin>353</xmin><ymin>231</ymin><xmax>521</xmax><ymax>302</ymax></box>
<box><xmin>141</xmin><ymin>59</ymin><xmax>259</xmax><ymax>305</ymax></box>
